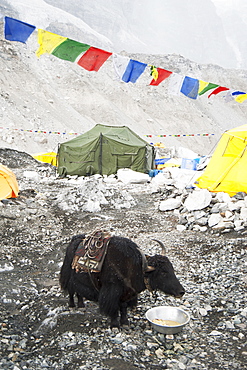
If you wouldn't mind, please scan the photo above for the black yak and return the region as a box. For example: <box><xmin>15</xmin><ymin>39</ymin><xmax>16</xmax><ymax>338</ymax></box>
<box><xmin>60</xmin><ymin>232</ymin><xmax>185</xmax><ymax>328</ymax></box>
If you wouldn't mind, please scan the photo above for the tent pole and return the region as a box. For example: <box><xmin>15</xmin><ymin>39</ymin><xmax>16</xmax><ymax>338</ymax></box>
<box><xmin>99</xmin><ymin>133</ymin><xmax>103</xmax><ymax>175</ymax></box>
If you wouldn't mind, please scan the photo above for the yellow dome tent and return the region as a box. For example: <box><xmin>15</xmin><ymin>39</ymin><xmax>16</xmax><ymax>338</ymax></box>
<box><xmin>0</xmin><ymin>164</ymin><xmax>19</xmax><ymax>200</ymax></box>
<box><xmin>196</xmin><ymin>124</ymin><xmax>247</xmax><ymax>196</ymax></box>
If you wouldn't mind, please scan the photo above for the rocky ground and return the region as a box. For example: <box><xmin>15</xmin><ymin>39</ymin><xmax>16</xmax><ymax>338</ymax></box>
<box><xmin>0</xmin><ymin>149</ymin><xmax>246</xmax><ymax>370</ymax></box>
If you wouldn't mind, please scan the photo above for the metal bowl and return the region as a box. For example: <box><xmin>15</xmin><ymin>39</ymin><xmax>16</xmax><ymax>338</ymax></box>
<box><xmin>146</xmin><ymin>305</ymin><xmax>190</xmax><ymax>334</ymax></box>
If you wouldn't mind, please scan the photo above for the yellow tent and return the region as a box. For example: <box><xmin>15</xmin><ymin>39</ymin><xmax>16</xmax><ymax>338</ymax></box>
<box><xmin>32</xmin><ymin>152</ymin><xmax>57</xmax><ymax>166</ymax></box>
<box><xmin>196</xmin><ymin>124</ymin><xmax>247</xmax><ymax>196</ymax></box>
<box><xmin>0</xmin><ymin>164</ymin><xmax>19</xmax><ymax>200</ymax></box>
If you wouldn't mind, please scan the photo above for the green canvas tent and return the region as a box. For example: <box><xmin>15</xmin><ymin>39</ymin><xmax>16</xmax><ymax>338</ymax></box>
<box><xmin>57</xmin><ymin>124</ymin><xmax>155</xmax><ymax>176</ymax></box>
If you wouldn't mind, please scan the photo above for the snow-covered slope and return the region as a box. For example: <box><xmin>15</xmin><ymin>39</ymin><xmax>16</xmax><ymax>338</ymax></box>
<box><xmin>0</xmin><ymin>0</ymin><xmax>247</xmax><ymax>157</ymax></box>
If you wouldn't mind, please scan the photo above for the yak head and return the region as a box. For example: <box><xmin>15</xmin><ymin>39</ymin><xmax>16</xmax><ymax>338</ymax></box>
<box><xmin>144</xmin><ymin>240</ymin><xmax>185</xmax><ymax>298</ymax></box>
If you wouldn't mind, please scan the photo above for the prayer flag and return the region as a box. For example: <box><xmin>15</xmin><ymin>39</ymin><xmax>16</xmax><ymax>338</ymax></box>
<box><xmin>208</xmin><ymin>86</ymin><xmax>229</xmax><ymax>98</ymax></box>
<box><xmin>51</xmin><ymin>39</ymin><xmax>90</xmax><ymax>62</ymax></box>
<box><xmin>122</xmin><ymin>59</ymin><xmax>147</xmax><ymax>83</ymax></box>
<box><xmin>150</xmin><ymin>67</ymin><xmax>172</xmax><ymax>86</ymax></box>
<box><xmin>235</xmin><ymin>93</ymin><xmax>247</xmax><ymax>103</ymax></box>
<box><xmin>150</xmin><ymin>66</ymin><xmax>159</xmax><ymax>81</ymax></box>
<box><xmin>198</xmin><ymin>80</ymin><xmax>208</xmax><ymax>94</ymax></box>
<box><xmin>198</xmin><ymin>82</ymin><xmax>219</xmax><ymax>96</ymax></box>
<box><xmin>36</xmin><ymin>29</ymin><xmax>67</xmax><ymax>57</ymax></box>
<box><xmin>224</xmin><ymin>90</ymin><xmax>235</xmax><ymax>103</ymax></box>
<box><xmin>231</xmin><ymin>91</ymin><xmax>246</xmax><ymax>96</ymax></box>
<box><xmin>168</xmin><ymin>73</ymin><xmax>184</xmax><ymax>96</ymax></box>
<box><xmin>77</xmin><ymin>47</ymin><xmax>112</xmax><ymax>71</ymax></box>
<box><xmin>180</xmin><ymin>76</ymin><xmax>199</xmax><ymax>99</ymax></box>
<box><xmin>5</xmin><ymin>17</ymin><xmax>35</xmax><ymax>43</ymax></box>
<box><xmin>112</xmin><ymin>54</ymin><xmax>130</xmax><ymax>80</ymax></box>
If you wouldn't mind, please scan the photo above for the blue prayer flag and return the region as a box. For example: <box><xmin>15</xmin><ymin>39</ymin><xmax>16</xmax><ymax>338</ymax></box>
<box><xmin>5</xmin><ymin>17</ymin><xmax>36</xmax><ymax>43</ymax></box>
<box><xmin>122</xmin><ymin>59</ymin><xmax>147</xmax><ymax>83</ymax></box>
<box><xmin>181</xmin><ymin>76</ymin><xmax>199</xmax><ymax>99</ymax></box>
<box><xmin>232</xmin><ymin>91</ymin><xmax>246</xmax><ymax>96</ymax></box>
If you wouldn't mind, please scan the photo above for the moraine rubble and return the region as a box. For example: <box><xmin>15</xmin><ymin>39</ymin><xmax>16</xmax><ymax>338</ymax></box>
<box><xmin>0</xmin><ymin>149</ymin><xmax>246</xmax><ymax>370</ymax></box>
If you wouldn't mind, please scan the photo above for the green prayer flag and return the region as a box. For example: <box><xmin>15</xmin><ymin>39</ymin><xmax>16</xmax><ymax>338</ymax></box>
<box><xmin>198</xmin><ymin>83</ymin><xmax>219</xmax><ymax>96</ymax></box>
<box><xmin>51</xmin><ymin>38</ymin><xmax>90</xmax><ymax>62</ymax></box>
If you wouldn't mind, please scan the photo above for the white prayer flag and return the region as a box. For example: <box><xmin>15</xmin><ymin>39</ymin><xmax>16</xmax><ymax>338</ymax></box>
<box><xmin>168</xmin><ymin>73</ymin><xmax>184</xmax><ymax>96</ymax></box>
<box><xmin>113</xmin><ymin>53</ymin><xmax>130</xmax><ymax>81</ymax></box>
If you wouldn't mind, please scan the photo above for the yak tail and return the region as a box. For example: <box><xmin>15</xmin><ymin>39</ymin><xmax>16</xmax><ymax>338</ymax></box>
<box><xmin>59</xmin><ymin>234</ymin><xmax>85</xmax><ymax>291</ymax></box>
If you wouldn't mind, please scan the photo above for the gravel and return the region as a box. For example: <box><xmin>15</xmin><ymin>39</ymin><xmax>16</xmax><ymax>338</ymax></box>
<box><xmin>0</xmin><ymin>149</ymin><xmax>246</xmax><ymax>370</ymax></box>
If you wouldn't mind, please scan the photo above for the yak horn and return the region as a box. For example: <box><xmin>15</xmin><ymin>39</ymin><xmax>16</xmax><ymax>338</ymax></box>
<box><xmin>152</xmin><ymin>239</ymin><xmax>166</xmax><ymax>256</ymax></box>
<box><xmin>146</xmin><ymin>265</ymin><xmax>155</xmax><ymax>272</ymax></box>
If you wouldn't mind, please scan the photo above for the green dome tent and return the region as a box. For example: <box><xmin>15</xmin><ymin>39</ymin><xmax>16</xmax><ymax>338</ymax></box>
<box><xmin>57</xmin><ymin>124</ymin><xmax>155</xmax><ymax>177</ymax></box>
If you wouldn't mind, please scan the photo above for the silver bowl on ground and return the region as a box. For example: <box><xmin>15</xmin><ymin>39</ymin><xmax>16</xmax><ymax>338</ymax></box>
<box><xmin>146</xmin><ymin>305</ymin><xmax>190</xmax><ymax>334</ymax></box>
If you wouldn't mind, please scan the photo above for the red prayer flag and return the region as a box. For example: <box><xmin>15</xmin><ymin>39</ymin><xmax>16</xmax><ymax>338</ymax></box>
<box><xmin>208</xmin><ymin>86</ymin><xmax>229</xmax><ymax>98</ymax></box>
<box><xmin>150</xmin><ymin>68</ymin><xmax>172</xmax><ymax>86</ymax></box>
<box><xmin>77</xmin><ymin>46</ymin><xmax>112</xmax><ymax>71</ymax></box>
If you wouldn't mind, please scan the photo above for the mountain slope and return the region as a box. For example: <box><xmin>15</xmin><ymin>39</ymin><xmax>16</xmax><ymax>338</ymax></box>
<box><xmin>0</xmin><ymin>0</ymin><xmax>247</xmax><ymax>156</ymax></box>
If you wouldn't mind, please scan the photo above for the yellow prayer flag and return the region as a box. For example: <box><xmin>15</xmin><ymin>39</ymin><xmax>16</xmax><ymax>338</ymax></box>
<box><xmin>150</xmin><ymin>65</ymin><xmax>158</xmax><ymax>81</ymax></box>
<box><xmin>198</xmin><ymin>80</ymin><xmax>209</xmax><ymax>94</ymax></box>
<box><xmin>36</xmin><ymin>29</ymin><xmax>67</xmax><ymax>57</ymax></box>
<box><xmin>235</xmin><ymin>94</ymin><xmax>247</xmax><ymax>103</ymax></box>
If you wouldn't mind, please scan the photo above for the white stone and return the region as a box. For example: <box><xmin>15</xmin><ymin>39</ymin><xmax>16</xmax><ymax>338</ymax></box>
<box><xmin>209</xmin><ymin>330</ymin><xmax>222</xmax><ymax>336</ymax></box>
<box><xmin>199</xmin><ymin>308</ymin><xmax>207</xmax><ymax>316</ymax></box>
<box><xmin>117</xmin><ymin>169</ymin><xmax>150</xmax><ymax>184</ymax></box>
<box><xmin>234</xmin><ymin>226</ymin><xmax>245</xmax><ymax>232</ymax></box>
<box><xmin>198</xmin><ymin>226</ymin><xmax>207</xmax><ymax>232</ymax></box>
<box><xmin>225</xmin><ymin>210</ymin><xmax>233</xmax><ymax>219</ymax></box>
<box><xmin>83</xmin><ymin>199</ymin><xmax>101</xmax><ymax>212</ymax></box>
<box><xmin>211</xmin><ymin>203</ymin><xmax>223</xmax><ymax>213</ymax></box>
<box><xmin>159</xmin><ymin>197</ymin><xmax>181</xmax><ymax>211</ymax></box>
<box><xmin>187</xmin><ymin>215</ymin><xmax>195</xmax><ymax>223</ymax></box>
<box><xmin>240</xmin><ymin>207</ymin><xmax>247</xmax><ymax>221</ymax></box>
<box><xmin>240</xmin><ymin>307</ymin><xmax>247</xmax><ymax>317</ymax></box>
<box><xmin>228</xmin><ymin>200</ymin><xmax>245</xmax><ymax>211</ymax></box>
<box><xmin>194</xmin><ymin>210</ymin><xmax>206</xmax><ymax>219</ymax></box>
<box><xmin>155</xmin><ymin>348</ymin><xmax>165</xmax><ymax>358</ymax></box>
<box><xmin>23</xmin><ymin>170</ymin><xmax>40</xmax><ymax>182</ymax></box>
<box><xmin>213</xmin><ymin>220</ymin><xmax>234</xmax><ymax>229</ymax></box>
<box><xmin>208</xmin><ymin>213</ymin><xmax>223</xmax><ymax>227</ymax></box>
<box><xmin>225</xmin><ymin>321</ymin><xmax>235</xmax><ymax>329</ymax></box>
<box><xmin>177</xmin><ymin>225</ymin><xmax>186</xmax><ymax>232</ymax></box>
<box><xmin>166</xmin><ymin>334</ymin><xmax>174</xmax><ymax>340</ymax></box>
<box><xmin>193</xmin><ymin>225</ymin><xmax>207</xmax><ymax>232</ymax></box>
<box><xmin>184</xmin><ymin>189</ymin><xmax>212</xmax><ymax>211</ymax></box>
<box><xmin>215</xmin><ymin>192</ymin><xmax>231</xmax><ymax>203</ymax></box>
<box><xmin>234</xmin><ymin>220</ymin><xmax>243</xmax><ymax>228</ymax></box>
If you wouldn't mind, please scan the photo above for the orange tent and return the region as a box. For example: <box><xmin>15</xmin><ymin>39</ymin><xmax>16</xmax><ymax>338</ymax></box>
<box><xmin>0</xmin><ymin>164</ymin><xmax>19</xmax><ymax>200</ymax></box>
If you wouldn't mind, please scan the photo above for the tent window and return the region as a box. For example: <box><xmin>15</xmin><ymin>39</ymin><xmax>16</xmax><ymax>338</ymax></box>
<box><xmin>116</xmin><ymin>154</ymin><xmax>135</xmax><ymax>169</ymax></box>
<box><xmin>223</xmin><ymin>136</ymin><xmax>247</xmax><ymax>157</ymax></box>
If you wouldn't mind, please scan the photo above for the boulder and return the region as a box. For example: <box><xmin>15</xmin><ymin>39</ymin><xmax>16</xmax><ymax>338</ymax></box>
<box><xmin>159</xmin><ymin>197</ymin><xmax>182</xmax><ymax>211</ymax></box>
<box><xmin>184</xmin><ymin>189</ymin><xmax>212</xmax><ymax>211</ymax></box>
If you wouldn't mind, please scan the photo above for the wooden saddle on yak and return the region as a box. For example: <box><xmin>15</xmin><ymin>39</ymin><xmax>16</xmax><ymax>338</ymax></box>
<box><xmin>72</xmin><ymin>229</ymin><xmax>111</xmax><ymax>273</ymax></box>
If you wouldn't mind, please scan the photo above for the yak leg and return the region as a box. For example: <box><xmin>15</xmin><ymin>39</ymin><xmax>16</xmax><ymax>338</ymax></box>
<box><xmin>98</xmin><ymin>283</ymin><xmax>123</xmax><ymax>328</ymax></box>
<box><xmin>68</xmin><ymin>281</ymin><xmax>80</xmax><ymax>308</ymax></box>
<box><xmin>120</xmin><ymin>302</ymin><xmax>129</xmax><ymax>326</ymax></box>
<box><xmin>120</xmin><ymin>296</ymin><xmax>138</xmax><ymax>326</ymax></box>
<box><xmin>77</xmin><ymin>293</ymin><xmax>85</xmax><ymax>308</ymax></box>
<box><xmin>68</xmin><ymin>291</ymin><xmax>85</xmax><ymax>309</ymax></box>
<box><xmin>68</xmin><ymin>291</ymin><xmax>76</xmax><ymax>308</ymax></box>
